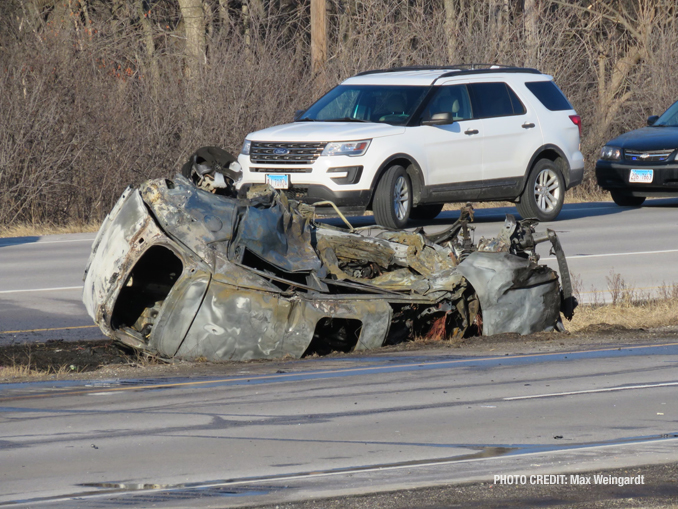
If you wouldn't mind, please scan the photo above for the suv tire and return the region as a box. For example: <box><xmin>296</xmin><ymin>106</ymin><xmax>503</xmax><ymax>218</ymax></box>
<box><xmin>373</xmin><ymin>165</ymin><xmax>412</xmax><ymax>229</ymax></box>
<box><xmin>610</xmin><ymin>191</ymin><xmax>645</xmax><ymax>207</ymax></box>
<box><xmin>410</xmin><ymin>203</ymin><xmax>444</xmax><ymax>221</ymax></box>
<box><xmin>516</xmin><ymin>159</ymin><xmax>565</xmax><ymax>221</ymax></box>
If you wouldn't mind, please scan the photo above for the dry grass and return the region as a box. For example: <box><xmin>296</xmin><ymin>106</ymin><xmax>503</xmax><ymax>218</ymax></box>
<box><xmin>0</xmin><ymin>221</ymin><xmax>101</xmax><ymax>238</ymax></box>
<box><xmin>0</xmin><ymin>362</ymin><xmax>73</xmax><ymax>379</ymax></box>
<box><xmin>569</xmin><ymin>275</ymin><xmax>678</xmax><ymax>332</ymax></box>
<box><xmin>569</xmin><ymin>300</ymin><xmax>678</xmax><ymax>332</ymax></box>
<box><xmin>443</xmin><ymin>187</ymin><xmax>611</xmax><ymax>212</ymax></box>
<box><xmin>569</xmin><ymin>185</ymin><xmax>609</xmax><ymax>203</ymax></box>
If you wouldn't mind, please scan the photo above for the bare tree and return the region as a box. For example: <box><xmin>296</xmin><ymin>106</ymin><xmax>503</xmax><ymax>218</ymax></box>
<box><xmin>177</xmin><ymin>0</ymin><xmax>206</xmax><ymax>81</ymax></box>
<box><xmin>549</xmin><ymin>0</ymin><xmax>659</xmax><ymax>151</ymax></box>
<box><xmin>2</xmin><ymin>0</ymin><xmax>678</xmax><ymax>228</ymax></box>
<box><xmin>136</xmin><ymin>0</ymin><xmax>159</xmax><ymax>87</ymax></box>
<box><xmin>524</xmin><ymin>0</ymin><xmax>539</xmax><ymax>67</ymax></box>
<box><xmin>311</xmin><ymin>0</ymin><xmax>328</xmax><ymax>74</ymax></box>
<box><xmin>444</xmin><ymin>0</ymin><xmax>460</xmax><ymax>63</ymax></box>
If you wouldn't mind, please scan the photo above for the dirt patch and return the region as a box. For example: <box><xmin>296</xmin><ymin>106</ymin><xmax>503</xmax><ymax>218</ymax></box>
<box><xmin>3</xmin><ymin>324</ymin><xmax>678</xmax><ymax>384</ymax></box>
<box><xmin>0</xmin><ymin>340</ymin><xmax>131</xmax><ymax>378</ymax></box>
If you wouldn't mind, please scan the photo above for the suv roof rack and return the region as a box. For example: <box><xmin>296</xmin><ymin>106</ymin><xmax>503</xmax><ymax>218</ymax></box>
<box><xmin>356</xmin><ymin>64</ymin><xmax>541</xmax><ymax>79</ymax></box>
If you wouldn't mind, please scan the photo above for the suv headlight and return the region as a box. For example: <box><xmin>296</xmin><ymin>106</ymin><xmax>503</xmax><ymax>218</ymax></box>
<box><xmin>321</xmin><ymin>140</ymin><xmax>371</xmax><ymax>157</ymax></box>
<box><xmin>600</xmin><ymin>146</ymin><xmax>622</xmax><ymax>161</ymax></box>
<box><xmin>241</xmin><ymin>140</ymin><xmax>252</xmax><ymax>156</ymax></box>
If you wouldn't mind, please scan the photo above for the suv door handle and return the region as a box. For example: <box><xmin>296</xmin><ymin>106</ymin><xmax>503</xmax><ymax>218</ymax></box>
<box><xmin>464</xmin><ymin>129</ymin><xmax>479</xmax><ymax>135</ymax></box>
<box><xmin>522</xmin><ymin>122</ymin><xmax>536</xmax><ymax>129</ymax></box>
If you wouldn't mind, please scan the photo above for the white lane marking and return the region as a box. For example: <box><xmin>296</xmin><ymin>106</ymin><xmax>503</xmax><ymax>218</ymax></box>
<box><xmin>504</xmin><ymin>381</ymin><xmax>678</xmax><ymax>401</ymax></box>
<box><xmin>543</xmin><ymin>248</ymin><xmax>678</xmax><ymax>261</ymax></box>
<box><xmin>0</xmin><ymin>286</ymin><xmax>84</xmax><ymax>294</ymax></box>
<box><xmin>0</xmin><ymin>238</ymin><xmax>94</xmax><ymax>247</ymax></box>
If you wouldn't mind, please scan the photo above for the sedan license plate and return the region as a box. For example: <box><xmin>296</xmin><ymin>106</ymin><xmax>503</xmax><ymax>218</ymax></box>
<box><xmin>265</xmin><ymin>174</ymin><xmax>289</xmax><ymax>189</ymax></box>
<box><xmin>629</xmin><ymin>169</ymin><xmax>653</xmax><ymax>183</ymax></box>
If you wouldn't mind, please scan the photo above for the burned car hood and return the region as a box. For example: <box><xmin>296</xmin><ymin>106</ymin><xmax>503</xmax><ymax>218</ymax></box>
<box><xmin>84</xmin><ymin>170</ymin><xmax>576</xmax><ymax>362</ymax></box>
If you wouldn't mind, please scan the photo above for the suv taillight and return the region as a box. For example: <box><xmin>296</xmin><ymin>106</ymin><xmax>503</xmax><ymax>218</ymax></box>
<box><xmin>569</xmin><ymin>115</ymin><xmax>582</xmax><ymax>137</ymax></box>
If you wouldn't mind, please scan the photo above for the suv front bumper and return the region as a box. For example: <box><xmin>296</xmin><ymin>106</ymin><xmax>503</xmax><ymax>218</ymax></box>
<box><xmin>239</xmin><ymin>183</ymin><xmax>372</xmax><ymax>217</ymax></box>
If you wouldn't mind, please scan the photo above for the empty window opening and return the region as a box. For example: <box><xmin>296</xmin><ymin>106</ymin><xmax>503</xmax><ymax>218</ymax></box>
<box><xmin>111</xmin><ymin>245</ymin><xmax>183</xmax><ymax>337</ymax></box>
<box><xmin>241</xmin><ymin>248</ymin><xmax>310</xmax><ymax>291</ymax></box>
<box><xmin>303</xmin><ymin>318</ymin><xmax>362</xmax><ymax>357</ymax></box>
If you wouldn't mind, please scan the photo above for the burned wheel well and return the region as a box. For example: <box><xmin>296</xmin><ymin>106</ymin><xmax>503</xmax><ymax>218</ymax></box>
<box><xmin>303</xmin><ymin>318</ymin><xmax>363</xmax><ymax>357</ymax></box>
<box><xmin>111</xmin><ymin>245</ymin><xmax>183</xmax><ymax>336</ymax></box>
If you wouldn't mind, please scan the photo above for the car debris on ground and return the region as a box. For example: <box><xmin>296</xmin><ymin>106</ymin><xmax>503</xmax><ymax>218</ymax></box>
<box><xmin>82</xmin><ymin>147</ymin><xmax>577</xmax><ymax>362</ymax></box>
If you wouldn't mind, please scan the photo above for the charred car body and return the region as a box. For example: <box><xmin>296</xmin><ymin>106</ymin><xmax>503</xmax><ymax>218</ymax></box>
<box><xmin>83</xmin><ymin>148</ymin><xmax>576</xmax><ymax>361</ymax></box>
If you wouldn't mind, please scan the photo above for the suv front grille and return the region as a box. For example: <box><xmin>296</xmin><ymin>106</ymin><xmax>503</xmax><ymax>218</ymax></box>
<box><xmin>251</xmin><ymin>167</ymin><xmax>312</xmax><ymax>173</ymax></box>
<box><xmin>250</xmin><ymin>142</ymin><xmax>326</xmax><ymax>165</ymax></box>
<box><xmin>624</xmin><ymin>149</ymin><xmax>674</xmax><ymax>162</ymax></box>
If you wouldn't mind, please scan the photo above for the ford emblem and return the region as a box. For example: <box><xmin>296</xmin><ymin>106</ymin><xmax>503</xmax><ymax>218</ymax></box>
<box><xmin>274</xmin><ymin>148</ymin><xmax>289</xmax><ymax>155</ymax></box>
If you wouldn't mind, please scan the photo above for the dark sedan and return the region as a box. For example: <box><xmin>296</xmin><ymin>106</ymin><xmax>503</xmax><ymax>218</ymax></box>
<box><xmin>596</xmin><ymin>100</ymin><xmax>678</xmax><ymax>206</ymax></box>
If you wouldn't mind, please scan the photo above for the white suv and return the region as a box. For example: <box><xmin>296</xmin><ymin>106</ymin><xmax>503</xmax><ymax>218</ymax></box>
<box><xmin>238</xmin><ymin>65</ymin><xmax>584</xmax><ymax>228</ymax></box>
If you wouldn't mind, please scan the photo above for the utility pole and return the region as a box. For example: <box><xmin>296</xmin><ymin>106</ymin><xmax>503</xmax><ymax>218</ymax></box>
<box><xmin>311</xmin><ymin>0</ymin><xmax>327</xmax><ymax>76</ymax></box>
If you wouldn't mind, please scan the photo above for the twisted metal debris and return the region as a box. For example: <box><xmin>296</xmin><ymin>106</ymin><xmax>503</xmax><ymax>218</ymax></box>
<box><xmin>83</xmin><ymin>148</ymin><xmax>577</xmax><ymax>361</ymax></box>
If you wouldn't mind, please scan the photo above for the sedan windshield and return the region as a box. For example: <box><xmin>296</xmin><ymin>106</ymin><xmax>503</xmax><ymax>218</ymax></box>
<box><xmin>300</xmin><ymin>85</ymin><xmax>429</xmax><ymax>125</ymax></box>
<box><xmin>655</xmin><ymin>100</ymin><xmax>678</xmax><ymax>126</ymax></box>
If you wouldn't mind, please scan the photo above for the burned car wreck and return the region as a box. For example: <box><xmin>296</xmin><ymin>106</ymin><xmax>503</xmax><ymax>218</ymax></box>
<box><xmin>83</xmin><ymin>148</ymin><xmax>577</xmax><ymax>361</ymax></box>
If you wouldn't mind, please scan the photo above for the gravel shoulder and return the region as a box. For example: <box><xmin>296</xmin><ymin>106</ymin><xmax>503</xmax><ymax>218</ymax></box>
<box><xmin>250</xmin><ymin>463</ymin><xmax>678</xmax><ymax>509</ymax></box>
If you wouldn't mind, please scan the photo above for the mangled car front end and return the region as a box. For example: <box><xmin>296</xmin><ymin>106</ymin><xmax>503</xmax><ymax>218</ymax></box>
<box><xmin>83</xmin><ymin>148</ymin><xmax>576</xmax><ymax>361</ymax></box>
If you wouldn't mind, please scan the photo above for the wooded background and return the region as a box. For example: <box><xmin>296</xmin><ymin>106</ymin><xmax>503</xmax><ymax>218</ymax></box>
<box><xmin>1</xmin><ymin>0</ymin><xmax>676</xmax><ymax>226</ymax></box>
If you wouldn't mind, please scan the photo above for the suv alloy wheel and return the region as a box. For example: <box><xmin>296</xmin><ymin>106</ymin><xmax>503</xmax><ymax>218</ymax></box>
<box><xmin>516</xmin><ymin>159</ymin><xmax>565</xmax><ymax>221</ymax></box>
<box><xmin>373</xmin><ymin>165</ymin><xmax>412</xmax><ymax>229</ymax></box>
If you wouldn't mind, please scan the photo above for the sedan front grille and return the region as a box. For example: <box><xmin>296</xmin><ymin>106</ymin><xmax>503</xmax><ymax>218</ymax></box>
<box><xmin>250</xmin><ymin>142</ymin><xmax>326</xmax><ymax>165</ymax></box>
<box><xmin>624</xmin><ymin>149</ymin><xmax>674</xmax><ymax>162</ymax></box>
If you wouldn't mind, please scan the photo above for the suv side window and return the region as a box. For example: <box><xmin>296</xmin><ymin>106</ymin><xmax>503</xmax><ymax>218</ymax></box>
<box><xmin>525</xmin><ymin>81</ymin><xmax>572</xmax><ymax>111</ymax></box>
<box><xmin>420</xmin><ymin>84</ymin><xmax>473</xmax><ymax>123</ymax></box>
<box><xmin>468</xmin><ymin>82</ymin><xmax>526</xmax><ymax>118</ymax></box>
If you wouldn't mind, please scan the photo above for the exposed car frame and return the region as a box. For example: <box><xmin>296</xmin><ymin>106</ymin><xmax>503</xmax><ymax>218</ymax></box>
<box><xmin>83</xmin><ymin>149</ymin><xmax>577</xmax><ymax>361</ymax></box>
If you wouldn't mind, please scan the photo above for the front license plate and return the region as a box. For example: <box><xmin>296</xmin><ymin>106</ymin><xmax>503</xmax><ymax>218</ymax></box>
<box><xmin>629</xmin><ymin>169</ymin><xmax>653</xmax><ymax>183</ymax></box>
<box><xmin>265</xmin><ymin>174</ymin><xmax>289</xmax><ymax>189</ymax></box>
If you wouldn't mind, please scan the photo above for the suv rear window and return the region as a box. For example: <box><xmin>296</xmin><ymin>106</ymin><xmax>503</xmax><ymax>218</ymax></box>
<box><xmin>468</xmin><ymin>83</ymin><xmax>526</xmax><ymax>118</ymax></box>
<box><xmin>525</xmin><ymin>81</ymin><xmax>572</xmax><ymax>111</ymax></box>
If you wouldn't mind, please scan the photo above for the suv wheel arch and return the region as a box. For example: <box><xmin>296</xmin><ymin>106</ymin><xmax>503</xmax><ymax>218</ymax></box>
<box><xmin>368</xmin><ymin>154</ymin><xmax>425</xmax><ymax>208</ymax></box>
<box><xmin>520</xmin><ymin>145</ymin><xmax>571</xmax><ymax>196</ymax></box>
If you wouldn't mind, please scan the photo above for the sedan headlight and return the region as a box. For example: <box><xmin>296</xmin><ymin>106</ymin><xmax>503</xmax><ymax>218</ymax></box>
<box><xmin>321</xmin><ymin>140</ymin><xmax>371</xmax><ymax>157</ymax></box>
<box><xmin>241</xmin><ymin>140</ymin><xmax>252</xmax><ymax>156</ymax></box>
<box><xmin>600</xmin><ymin>146</ymin><xmax>622</xmax><ymax>161</ymax></box>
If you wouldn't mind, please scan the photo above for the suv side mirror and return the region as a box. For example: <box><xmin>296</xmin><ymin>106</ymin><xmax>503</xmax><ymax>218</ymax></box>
<box><xmin>294</xmin><ymin>110</ymin><xmax>306</xmax><ymax>122</ymax></box>
<box><xmin>422</xmin><ymin>112</ymin><xmax>453</xmax><ymax>126</ymax></box>
<box><xmin>647</xmin><ymin>115</ymin><xmax>659</xmax><ymax>126</ymax></box>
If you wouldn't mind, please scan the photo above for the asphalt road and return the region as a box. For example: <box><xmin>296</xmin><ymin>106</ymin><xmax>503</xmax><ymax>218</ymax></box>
<box><xmin>2</xmin><ymin>199</ymin><xmax>678</xmax><ymax>507</ymax></box>
<box><xmin>1</xmin><ymin>341</ymin><xmax>677</xmax><ymax>507</ymax></box>
<box><xmin>2</xmin><ymin>198</ymin><xmax>678</xmax><ymax>345</ymax></box>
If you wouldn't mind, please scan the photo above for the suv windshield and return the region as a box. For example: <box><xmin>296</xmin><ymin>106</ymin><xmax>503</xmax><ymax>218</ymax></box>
<box><xmin>300</xmin><ymin>85</ymin><xmax>429</xmax><ymax>125</ymax></box>
<box><xmin>655</xmin><ymin>100</ymin><xmax>678</xmax><ymax>126</ymax></box>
